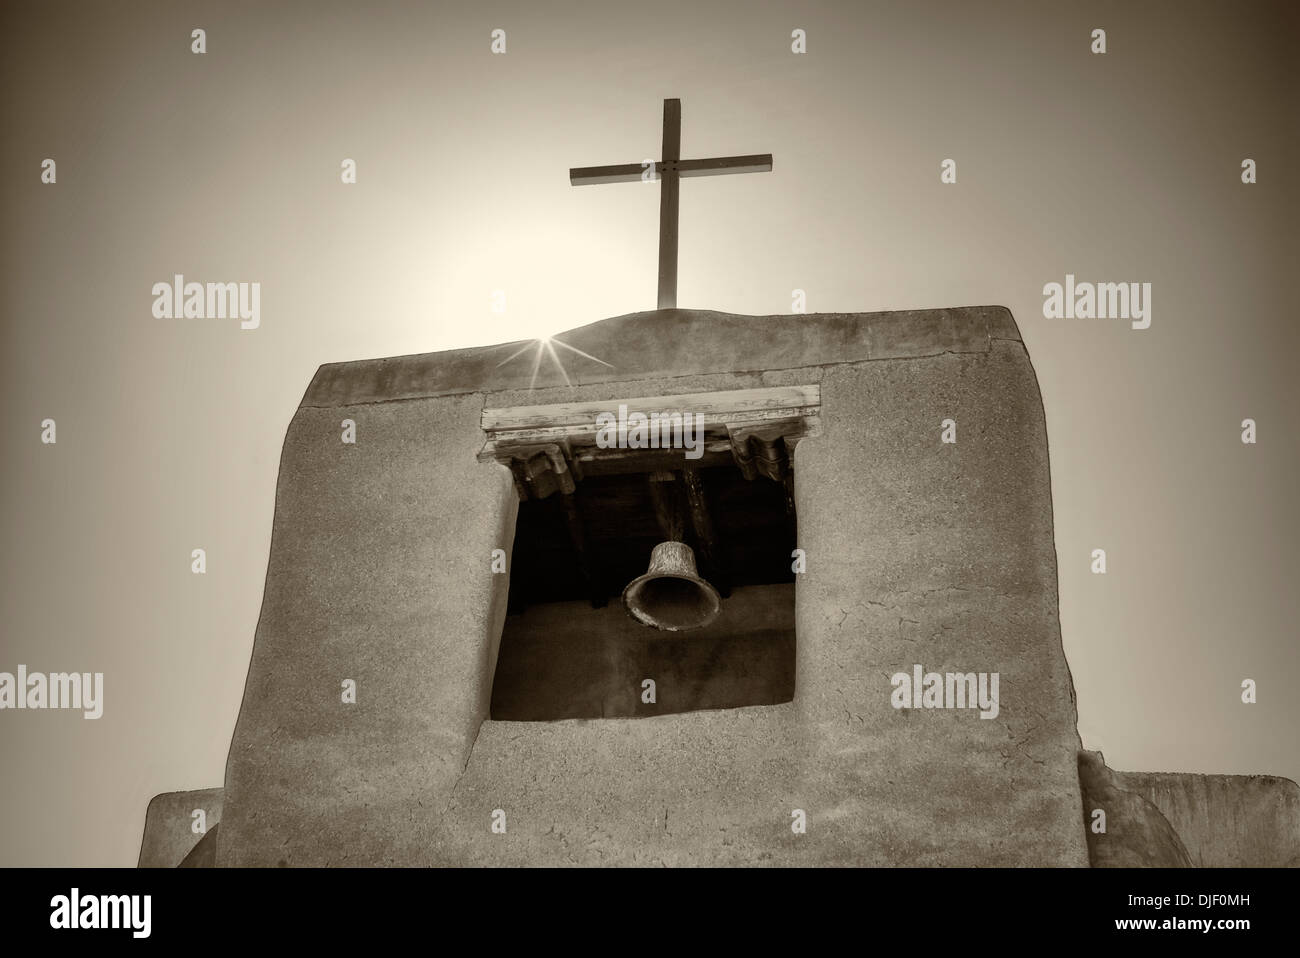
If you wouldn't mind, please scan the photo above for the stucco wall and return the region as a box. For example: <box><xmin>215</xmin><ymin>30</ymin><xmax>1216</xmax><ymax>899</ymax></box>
<box><xmin>432</xmin><ymin>341</ymin><xmax>1088</xmax><ymax>866</ymax></box>
<box><xmin>216</xmin><ymin>395</ymin><xmax>515</xmax><ymax>866</ymax></box>
<box><xmin>1112</xmin><ymin>768</ymin><xmax>1300</xmax><ymax>867</ymax></box>
<box><xmin>213</xmin><ymin>307</ymin><xmax>1090</xmax><ymax>866</ymax></box>
<box><xmin>791</xmin><ymin>345</ymin><xmax>1086</xmax><ymax>865</ymax></box>
<box><xmin>137</xmin><ymin>787</ymin><xmax>223</xmax><ymax>868</ymax></box>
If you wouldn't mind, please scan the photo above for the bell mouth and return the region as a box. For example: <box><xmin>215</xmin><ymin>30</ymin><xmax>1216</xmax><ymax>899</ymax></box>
<box><xmin>622</xmin><ymin>573</ymin><xmax>722</xmax><ymax>632</ymax></box>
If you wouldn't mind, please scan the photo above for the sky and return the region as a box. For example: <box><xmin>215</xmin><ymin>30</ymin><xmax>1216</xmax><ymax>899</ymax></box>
<box><xmin>1</xmin><ymin>0</ymin><xmax>1296</xmax><ymax>865</ymax></box>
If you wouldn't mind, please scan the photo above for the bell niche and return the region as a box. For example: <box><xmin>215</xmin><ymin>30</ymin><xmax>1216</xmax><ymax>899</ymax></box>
<box><xmin>481</xmin><ymin>386</ymin><xmax>819</xmax><ymax>721</ymax></box>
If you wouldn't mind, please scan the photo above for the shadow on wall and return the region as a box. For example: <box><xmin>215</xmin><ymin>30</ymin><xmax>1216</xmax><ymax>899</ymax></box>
<box><xmin>1078</xmin><ymin>751</ymin><xmax>1300</xmax><ymax>868</ymax></box>
<box><xmin>179</xmin><ymin>825</ymin><xmax>219</xmax><ymax>868</ymax></box>
<box><xmin>490</xmin><ymin>584</ymin><xmax>795</xmax><ymax>720</ymax></box>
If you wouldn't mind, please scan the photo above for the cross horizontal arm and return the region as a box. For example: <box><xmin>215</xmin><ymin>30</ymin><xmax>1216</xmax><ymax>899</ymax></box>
<box><xmin>570</xmin><ymin>154</ymin><xmax>773</xmax><ymax>186</ymax></box>
<box><xmin>569</xmin><ymin>162</ymin><xmax>646</xmax><ymax>185</ymax></box>
<box><xmin>676</xmin><ymin>154</ymin><xmax>772</xmax><ymax>177</ymax></box>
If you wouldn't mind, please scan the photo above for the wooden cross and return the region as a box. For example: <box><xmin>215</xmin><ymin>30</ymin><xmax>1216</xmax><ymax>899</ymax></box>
<box><xmin>569</xmin><ymin>98</ymin><xmax>772</xmax><ymax>310</ymax></box>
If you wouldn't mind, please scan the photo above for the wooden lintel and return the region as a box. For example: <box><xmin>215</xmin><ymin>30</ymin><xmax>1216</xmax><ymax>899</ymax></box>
<box><xmin>482</xmin><ymin>385</ymin><xmax>819</xmax><ymax>436</ymax></box>
<box><xmin>480</xmin><ymin>385</ymin><xmax>820</xmax><ymax>489</ymax></box>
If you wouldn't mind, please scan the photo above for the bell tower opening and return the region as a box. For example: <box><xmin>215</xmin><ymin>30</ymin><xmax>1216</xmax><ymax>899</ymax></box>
<box><xmin>478</xmin><ymin>385</ymin><xmax>820</xmax><ymax>721</ymax></box>
<box><xmin>489</xmin><ymin>465</ymin><xmax>797</xmax><ymax>720</ymax></box>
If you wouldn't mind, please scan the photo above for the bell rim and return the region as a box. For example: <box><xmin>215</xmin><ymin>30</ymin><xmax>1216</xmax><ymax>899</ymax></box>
<box><xmin>620</xmin><ymin>571</ymin><xmax>722</xmax><ymax>632</ymax></box>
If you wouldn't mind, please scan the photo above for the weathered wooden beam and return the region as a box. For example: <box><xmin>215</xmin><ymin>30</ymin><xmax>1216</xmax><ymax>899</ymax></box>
<box><xmin>568</xmin><ymin>162</ymin><xmax>647</xmax><ymax>185</ymax></box>
<box><xmin>647</xmin><ymin>470</ymin><xmax>686</xmax><ymax>541</ymax></box>
<box><xmin>570</xmin><ymin>443</ymin><xmax>735</xmax><ymax>477</ymax></box>
<box><xmin>728</xmin><ymin>425</ymin><xmax>795</xmax><ymax>482</ymax></box>
<box><xmin>557</xmin><ymin>491</ymin><xmax>606</xmax><ymax>608</ymax></box>
<box><xmin>482</xmin><ymin>385</ymin><xmax>820</xmax><ymax>436</ymax></box>
<box><xmin>498</xmin><ymin>441</ymin><xmax>581</xmax><ymax>500</ymax></box>
<box><xmin>482</xmin><ymin>387</ymin><xmax>820</xmax><ymax>495</ymax></box>
<box><xmin>676</xmin><ymin>154</ymin><xmax>772</xmax><ymax>177</ymax></box>
<box><xmin>657</xmin><ymin>99</ymin><xmax>681</xmax><ymax>310</ymax></box>
<box><xmin>569</xmin><ymin>154</ymin><xmax>773</xmax><ymax>185</ymax></box>
<box><xmin>683</xmin><ymin>467</ymin><xmax>730</xmax><ymax>597</ymax></box>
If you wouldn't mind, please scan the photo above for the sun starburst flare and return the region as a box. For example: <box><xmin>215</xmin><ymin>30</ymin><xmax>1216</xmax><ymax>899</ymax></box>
<box><xmin>492</xmin><ymin>334</ymin><xmax>613</xmax><ymax>390</ymax></box>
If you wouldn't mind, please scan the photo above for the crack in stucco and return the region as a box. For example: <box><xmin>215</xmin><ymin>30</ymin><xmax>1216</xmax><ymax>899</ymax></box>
<box><xmin>438</xmin><ymin>718</ymin><xmax>486</xmax><ymax>823</ymax></box>
<box><xmin>844</xmin><ymin>586</ymin><xmax>1024</xmax><ymax>619</ymax></box>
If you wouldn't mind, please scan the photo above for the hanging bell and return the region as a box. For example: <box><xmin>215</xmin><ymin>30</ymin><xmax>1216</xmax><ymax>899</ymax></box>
<box><xmin>622</xmin><ymin>541</ymin><xmax>722</xmax><ymax>632</ymax></box>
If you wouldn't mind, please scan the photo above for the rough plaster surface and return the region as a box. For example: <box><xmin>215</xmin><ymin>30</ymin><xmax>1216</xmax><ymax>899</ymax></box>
<box><xmin>211</xmin><ymin>306</ymin><xmax>1095</xmax><ymax>866</ymax></box>
<box><xmin>303</xmin><ymin>307</ymin><xmax>1017</xmax><ymax>407</ymax></box>
<box><xmin>436</xmin><ymin>708</ymin><xmax>807</xmax><ymax>866</ymax></box>
<box><xmin>216</xmin><ymin>395</ymin><xmax>515</xmax><ymax>866</ymax></box>
<box><xmin>1111</xmin><ymin>767</ymin><xmax>1300</xmax><ymax>867</ymax></box>
<box><xmin>792</xmin><ymin>346</ymin><xmax>1088</xmax><ymax>865</ymax></box>
<box><xmin>188</xmin><ymin>306</ymin><xmax>1288</xmax><ymax>867</ymax></box>
<box><xmin>137</xmin><ymin>787</ymin><xmax>223</xmax><ymax>868</ymax></box>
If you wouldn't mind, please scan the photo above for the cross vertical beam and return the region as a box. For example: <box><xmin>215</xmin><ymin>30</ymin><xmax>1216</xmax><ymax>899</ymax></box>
<box><xmin>657</xmin><ymin>99</ymin><xmax>681</xmax><ymax>309</ymax></box>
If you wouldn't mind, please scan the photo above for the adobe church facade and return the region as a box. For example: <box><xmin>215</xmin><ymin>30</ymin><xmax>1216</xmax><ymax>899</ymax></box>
<box><xmin>140</xmin><ymin>306</ymin><xmax>1300</xmax><ymax>868</ymax></box>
